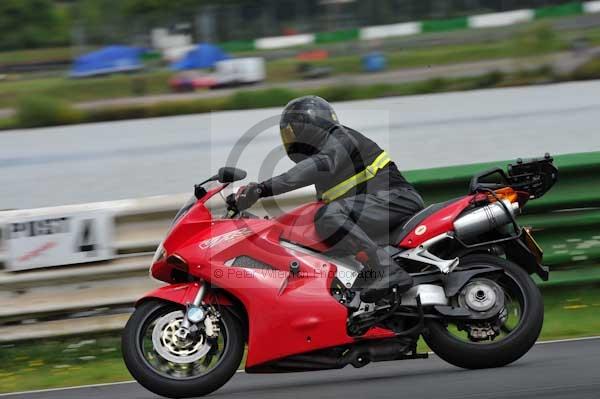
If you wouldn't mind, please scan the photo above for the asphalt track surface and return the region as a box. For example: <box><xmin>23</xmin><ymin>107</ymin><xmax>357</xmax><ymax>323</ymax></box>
<box><xmin>2</xmin><ymin>80</ymin><xmax>600</xmax><ymax>209</ymax></box>
<box><xmin>3</xmin><ymin>338</ymin><xmax>600</xmax><ymax>399</ymax></box>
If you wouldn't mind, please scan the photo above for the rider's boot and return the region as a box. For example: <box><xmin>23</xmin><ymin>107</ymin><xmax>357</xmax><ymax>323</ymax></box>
<box><xmin>359</xmin><ymin>248</ymin><xmax>413</xmax><ymax>303</ymax></box>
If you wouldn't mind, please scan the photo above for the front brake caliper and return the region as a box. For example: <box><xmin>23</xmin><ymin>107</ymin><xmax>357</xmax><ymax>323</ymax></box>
<box><xmin>204</xmin><ymin>313</ymin><xmax>221</xmax><ymax>338</ymax></box>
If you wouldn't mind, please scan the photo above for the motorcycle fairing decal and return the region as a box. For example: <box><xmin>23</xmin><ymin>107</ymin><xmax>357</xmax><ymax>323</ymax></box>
<box><xmin>415</xmin><ymin>225</ymin><xmax>427</xmax><ymax>235</ymax></box>
<box><xmin>198</xmin><ymin>227</ymin><xmax>254</xmax><ymax>249</ymax></box>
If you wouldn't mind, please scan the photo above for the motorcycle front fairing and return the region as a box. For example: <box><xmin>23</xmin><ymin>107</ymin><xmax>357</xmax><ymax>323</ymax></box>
<box><xmin>142</xmin><ymin>186</ymin><xmax>394</xmax><ymax>370</ymax></box>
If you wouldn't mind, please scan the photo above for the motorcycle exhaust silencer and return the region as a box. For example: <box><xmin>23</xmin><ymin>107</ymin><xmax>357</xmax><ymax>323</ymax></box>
<box><xmin>453</xmin><ymin>199</ymin><xmax>519</xmax><ymax>241</ymax></box>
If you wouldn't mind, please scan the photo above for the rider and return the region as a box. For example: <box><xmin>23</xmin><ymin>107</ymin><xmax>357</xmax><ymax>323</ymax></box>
<box><xmin>235</xmin><ymin>96</ymin><xmax>425</xmax><ymax>303</ymax></box>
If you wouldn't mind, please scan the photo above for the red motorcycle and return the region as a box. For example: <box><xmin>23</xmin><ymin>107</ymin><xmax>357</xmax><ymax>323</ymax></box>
<box><xmin>122</xmin><ymin>156</ymin><xmax>558</xmax><ymax>398</ymax></box>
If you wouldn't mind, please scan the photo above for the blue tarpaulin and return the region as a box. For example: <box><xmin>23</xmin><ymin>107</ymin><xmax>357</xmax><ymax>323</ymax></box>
<box><xmin>171</xmin><ymin>43</ymin><xmax>230</xmax><ymax>71</ymax></box>
<box><xmin>70</xmin><ymin>46</ymin><xmax>144</xmax><ymax>78</ymax></box>
<box><xmin>362</xmin><ymin>52</ymin><xmax>387</xmax><ymax>72</ymax></box>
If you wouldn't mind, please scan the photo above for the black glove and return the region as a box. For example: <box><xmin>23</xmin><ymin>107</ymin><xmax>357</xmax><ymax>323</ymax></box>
<box><xmin>235</xmin><ymin>182</ymin><xmax>263</xmax><ymax>211</ymax></box>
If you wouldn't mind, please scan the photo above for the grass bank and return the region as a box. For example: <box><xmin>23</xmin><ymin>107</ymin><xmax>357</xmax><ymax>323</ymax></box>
<box><xmin>8</xmin><ymin>58</ymin><xmax>600</xmax><ymax>129</ymax></box>
<box><xmin>0</xmin><ymin>70</ymin><xmax>172</xmax><ymax>109</ymax></box>
<box><xmin>1</xmin><ymin>283</ymin><xmax>599</xmax><ymax>394</ymax></box>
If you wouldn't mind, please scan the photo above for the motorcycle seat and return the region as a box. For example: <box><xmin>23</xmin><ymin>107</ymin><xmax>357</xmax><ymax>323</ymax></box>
<box><xmin>376</xmin><ymin>198</ymin><xmax>461</xmax><ymax>246</ymax></box>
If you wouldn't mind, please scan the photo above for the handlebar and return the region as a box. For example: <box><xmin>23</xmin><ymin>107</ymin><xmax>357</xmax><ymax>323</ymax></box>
<box><xmin>225</xmin><ymin>193</ymin><xmax>240</xmax><ymax>218</ymax></box>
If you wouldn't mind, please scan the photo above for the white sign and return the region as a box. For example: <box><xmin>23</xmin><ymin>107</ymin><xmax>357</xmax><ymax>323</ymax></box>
<box><xmin>1</xmin><ymin>211</ymin><xmax>114</xmax><ymax>271</ymax></box>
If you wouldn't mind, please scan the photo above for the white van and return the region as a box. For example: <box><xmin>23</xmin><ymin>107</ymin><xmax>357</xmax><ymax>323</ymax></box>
<box><xmin>213</xmin><ymin>57</ymin><xmax>266</xmax><ymax>87</ymax></box>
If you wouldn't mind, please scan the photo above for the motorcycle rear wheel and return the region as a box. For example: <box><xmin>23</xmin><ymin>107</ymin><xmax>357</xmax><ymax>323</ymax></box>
<box><xmin>423</xmin><ymin>254</ymin><xmax>543</xmax><ymax>369</ymax></box>
<box><xmin>122</xmin><ymin>300</ymin><xmax>244</xmax><ymax>398</ymax></box>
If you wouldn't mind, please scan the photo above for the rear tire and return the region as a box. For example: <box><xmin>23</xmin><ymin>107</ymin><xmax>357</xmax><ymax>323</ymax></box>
<box><xmin>122</xmin><ymin>300</ymin><xmax>244</xmax><ymax>398</ymax></box>
<box><xmin>423</xmin><ymin>254</ymin><xmax>543</xmax><ymax>369</ymax></box>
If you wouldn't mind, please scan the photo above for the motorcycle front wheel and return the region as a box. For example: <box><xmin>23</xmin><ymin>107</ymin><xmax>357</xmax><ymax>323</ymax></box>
<box><xmin>423</xmin><ymin>254</ymin><xmax>544</xmax><ymax>369</ymax></box>
<box><xmin>122</xmin><ymin>300</ymin><xmax>244</xmax><ymax>398</ymax></box>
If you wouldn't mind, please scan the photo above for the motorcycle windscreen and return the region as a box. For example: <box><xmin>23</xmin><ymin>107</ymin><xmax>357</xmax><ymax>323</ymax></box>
<box><xmin>171</xmin><ymin>195</ymin><xmax>197</xmax><ymax>227</ymax></box>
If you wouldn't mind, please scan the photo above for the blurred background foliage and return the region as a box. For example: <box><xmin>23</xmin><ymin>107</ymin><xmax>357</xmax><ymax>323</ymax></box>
<box><xmin>0</xmin><ymin>0</ymin><xmax>589</xmax><ymax>50</ymax></box>
<box><xmin>512</xmin><ymin>21</ymin><xmax>563</xmax><ymax>57</ymax></box>
<box><xmin>0</xmin><ymin>0</ymin><xmax>70</xmax><ymax>50</ymax></box>
<box><xmin>1</xmin><ymin>1</ymin><xmax>599</xmax><ymax>130</ymax></box>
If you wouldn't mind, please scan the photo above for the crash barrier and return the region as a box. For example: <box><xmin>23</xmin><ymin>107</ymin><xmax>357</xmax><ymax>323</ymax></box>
<box><xmin>221</xmin><ymin>2</ymin><xmax>600</xmax><ymax>51</ymax></box>
<box><xmin>468</xmin><ymin>10</ymin><xmax>535</xmax><ymax>29</ymax></box>
<box><xmin>0</xmin><ymin>151</ymin><xmax>599</xmax><ymax>341</ymax></box>
<box><xmin>255</xmin><ymin>34</ymin><xmax>315</xmax><ymax>50</ymax></box>
<box><xmin>0</xmin><ymin>194</ymin><xmax>190</xmax><ymax>272</ymax></box>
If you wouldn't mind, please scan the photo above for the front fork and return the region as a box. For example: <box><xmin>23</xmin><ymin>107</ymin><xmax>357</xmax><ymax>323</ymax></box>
<box><xmin>176</xmin><ymin>281</ymin><xmax>208</xmax><ymax>340</ymax></box>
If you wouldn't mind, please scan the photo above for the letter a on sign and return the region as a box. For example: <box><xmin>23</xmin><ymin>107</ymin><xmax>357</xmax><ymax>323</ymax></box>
<box><xmin>76</xmin><ymin>219</ymin><xmax>97</xmax><ymax>253</ymax></box>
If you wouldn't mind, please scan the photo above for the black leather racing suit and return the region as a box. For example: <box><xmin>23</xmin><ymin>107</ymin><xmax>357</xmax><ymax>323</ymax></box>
<box><xmin>261</xmin><ymin>125</ymin><xmax>425</xmax><ymax>258</ymax></box>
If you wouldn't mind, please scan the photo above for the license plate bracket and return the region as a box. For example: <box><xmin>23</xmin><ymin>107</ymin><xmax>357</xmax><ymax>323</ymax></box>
<box><xmin>523</xmin><ymin>229</ymin><xmax>543</xmax><ymax>263</ymax></box>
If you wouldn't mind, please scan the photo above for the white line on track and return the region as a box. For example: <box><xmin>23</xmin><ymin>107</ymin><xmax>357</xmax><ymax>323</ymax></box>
<box><xmin>0</xmin><ymin>381</ymin><xmax>137</xmax><ymax>397</ymax></box>
<box><xmin>534</xmin><ymin>336</ymin><xmax>600</xmax><ymax>345</ymax></box>
<box><xmin>2</xmin><ymin>336</ymin><xmax>599</xmax><ymax>397</ymax></box>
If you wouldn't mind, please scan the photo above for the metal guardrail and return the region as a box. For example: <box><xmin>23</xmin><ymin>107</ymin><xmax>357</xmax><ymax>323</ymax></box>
<box><xmin>0</xmin><ymin>194</ymin><xmax>182</xmax><ymax>342</ymax></box>
<box><xmin>0</xmin><ymin>190</ymin><xmax>316</xmax><ymax>342</ymax></box>
<box><xmin>1</xmin><ymin>152</ymin><xmax>599</xmax><ymax>342</ymax></box>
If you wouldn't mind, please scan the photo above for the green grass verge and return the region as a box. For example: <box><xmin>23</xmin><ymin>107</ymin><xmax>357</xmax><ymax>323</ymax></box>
<box><xmin>0</xmin><ymin>335</ymin><xmax>127</xmax><ymax>394</ymax></box>
<box><xmin>1</xmin><ymin>283</ymin><xmax>599</xmax><ymax>394</ymax></box>
<box><xmin>0</xmin><ymin>70</ymin><xmax>172</xmax><ymax>109</ymax></box>
<box><xmin>2</xmin><ymin>22</ymin><xmax>597</xmax><ymax>110</ymax></box>
<box><xmin>539</xmin><ymin>283</ymin><xmax>600</xmax><ymax>339</ymax></box>
<box><xmin>0</xmin><ymin>116</ymin><xmax>17</xmax><ymax>130</ymax></box>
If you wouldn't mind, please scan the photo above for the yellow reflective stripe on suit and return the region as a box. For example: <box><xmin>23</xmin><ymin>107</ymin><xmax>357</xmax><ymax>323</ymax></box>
<box><xmin>321</xmin><ymin>151</ymin><xmax>391</xmax><ymax>203</ymax></box>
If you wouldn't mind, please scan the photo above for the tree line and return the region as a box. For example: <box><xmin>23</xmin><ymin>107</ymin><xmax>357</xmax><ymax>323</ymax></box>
<box><xmin>0</xmin><ymin>0</ymin><xmax>256</xmax><ymax>51</ymax></box>
<box><xmin>0</xmin><ymin>0</ymin><xmax>577</xmax><ymax>52</ymax></box>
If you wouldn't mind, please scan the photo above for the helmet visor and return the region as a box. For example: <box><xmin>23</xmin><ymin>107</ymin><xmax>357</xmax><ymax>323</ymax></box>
<box><xmin>280</xmin><ymin>123</ymin><xmax>295</xmax><ymax>152</ymax></box>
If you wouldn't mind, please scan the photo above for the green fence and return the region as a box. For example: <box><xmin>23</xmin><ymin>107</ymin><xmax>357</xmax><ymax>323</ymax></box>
<box><xmin>534</xmin><ymin>2</ymin><xmax>584</xmax><ymax>19</ymax></box>
<box><xmin>405</xmin><ymin>151</ymin><xmax>600</xmax><ymax>283</ymax></box>
<box><xmin>420</xmin><ymin>16</ymin><xmax>469</xmax><ymax>33</ymax></box>
<box><xmin>315</xmin><ymin>28</ymin><xmax>360</xmax><ymax>44</ymax></box>
<box><xmin>220</xmin><ymin>40</ymin><xmax>256</xmax><ymax>53</ymax></box>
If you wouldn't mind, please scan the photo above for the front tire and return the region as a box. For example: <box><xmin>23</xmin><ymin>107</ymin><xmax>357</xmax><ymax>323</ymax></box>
<box><xmin>122</xmin><ymin>300</ymin><xmax>244</xmax><ymax>398</ymax></box>
<box><xmin>423</xmin><ymin>254</ymin><xmax>543</xmax><ymax>369</ymax></box>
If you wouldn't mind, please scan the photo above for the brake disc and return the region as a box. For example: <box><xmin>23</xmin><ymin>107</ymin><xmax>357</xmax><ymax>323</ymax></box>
<box><xmin>458</xmin><ymin>278</ymin><xmax>505</xmax><ymax>319</ymax></box>
<box><xmin>151</xmin><ymin>311</ymin><xmax>212</xmax><ymax>364</ymax></box>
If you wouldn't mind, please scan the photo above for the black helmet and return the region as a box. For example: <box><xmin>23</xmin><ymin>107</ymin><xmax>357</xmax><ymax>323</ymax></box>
<box><xmin>279</xmin><ymin>96</ymin><xmax>339</xmax><ymax>163</ymax></box>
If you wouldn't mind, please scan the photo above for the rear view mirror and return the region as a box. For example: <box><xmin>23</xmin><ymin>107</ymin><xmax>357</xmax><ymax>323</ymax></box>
<box><xmin>217</xmin><ymin>167</ymin><xmax>247</xmax><ymax>183</ymax></box>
